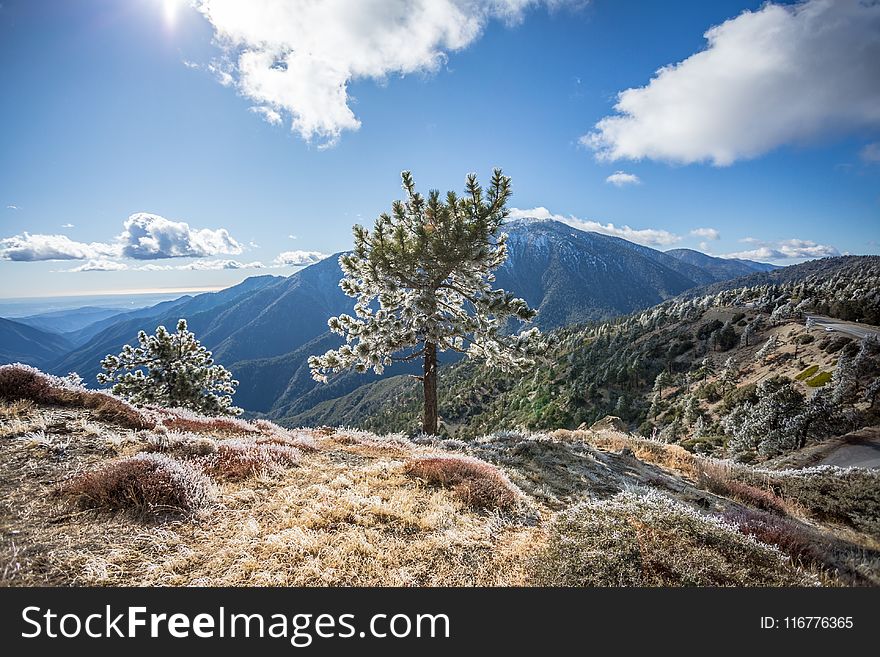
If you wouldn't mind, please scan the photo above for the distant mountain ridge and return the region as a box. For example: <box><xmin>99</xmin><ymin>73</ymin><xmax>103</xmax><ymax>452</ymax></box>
<box><xmin>2</xmin><ymin>219</ymin><xmax>793</xmax><ymax>419</ymax></box>
<box><xmin>0</xmin><ymin>317</ymin><xmax>73</xmax><ymax>369</ymax></box>
<box><xmin>664</xmin><ymin>248</ymin><xmax>778</xmax><ymax>279</ymax></box>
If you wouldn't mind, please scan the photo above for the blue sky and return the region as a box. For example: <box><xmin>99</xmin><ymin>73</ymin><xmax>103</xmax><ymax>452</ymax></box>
<box><xmin>1</xmin><ymin>0</ymin><xmax>878</xmax><ymax>299</ymax></box>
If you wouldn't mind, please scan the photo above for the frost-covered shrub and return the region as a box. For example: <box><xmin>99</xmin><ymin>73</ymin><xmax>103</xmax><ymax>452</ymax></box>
<box><xmin>199</xmin><ymin>439</ymin><xmax>300</xmax><ymax>481</ymax></box>
<box><xmin>0</xmin><ymin>364</ymin><xmax>153</xmax><ymax>429</ymax></box>
<box><xmin>57</xmin><ymin>453</ymin><xmax>213</xmax><ymax>516</ymax></box>
<box><xmin>722</xmin><ymin>507</ymin><xmax>823</xmax><ymax>567</ymax></box>
<box><xmin>145</xmin><ymin>431</ymin><xmax>219</xmax><ymax>458</ymax></box>
<box><xmin>529</xmin><ymin>490</ymin><xmax>810</xmax><ymax>587</ymax></box>
<box><xmin>0</xmin><ymin>364</ymin><xmax>58</xmax><ymax>402</ymax></box>
<box><xmin>404</xmin><ymin>455</ymin><xmax>521</xmax><ymax>511</ymax></box>
<box><xmin>157</xmin><ymin>407</ymin><xmax>261</xmax><ymax>435</ymax></box>
<box><xmin>742</xmin><ymin>466</ymin><xmax>880</xmax><ymax>537</ymax></box>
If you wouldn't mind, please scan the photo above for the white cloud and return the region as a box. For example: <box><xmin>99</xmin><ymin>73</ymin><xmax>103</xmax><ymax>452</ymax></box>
<box><xmin>1</xmin><ymin>213</ymin><xmax>243</xmax><ymax>262</ymax></box>
<box><xmin>273</xmin><ymin>250</ymin><xmax>330</xmax><ymax>267</ymax></box>
<box><xmin>861</xmin><ymin>142</ymin><xmax>880</xmax><ymax>163</ymax></box>
<box><xmin>61</xmin><ymin>223</ymin><xmax>74</xmax><ymax>229</ymax></box>
<box><xmin>66</xmin><ymin>259</ymin><xmax>129</xmax><ymax>272</ymax></box>
<box><xmin>249</xmin><ymin>105</ymin><xmax>283</xmax><ymax>126</ymax></box>
<box><xmin>584</xmin><ymin>0</ymin><xmax>880</xmax><ymax>165</ymax></box>
<box><xmin>508</xmin><ymin>206</ymin><xmax>681</xmax><ymax>247</ymax></box>
<box><xmin>287</xmin><ymin>234</ymin><xmax>298</xmax><ymax>240</ymax></box>
<box><xmin>6</xmin><ymin>205</ymin><xmax>18</xmax><ymax>210</ymax></box>
<box><xmin>605</xmin><ymin>171</ymin><xmax>641</xmax><ymax>187</ymax></box>
<box><xmin>723</xmin><ymin>238</ymin><xmax>840</xmax><ymax>263</ymax></box>
<box><xmin>196</xmin><ymin>0</ymin><xmax>569</xmax><ymax>146</ymax></box>
<box><xmin>61</xmin><ymin>259</ymin><xmax>265</xmax><ymax>273</ymax></box>
<box><xmin>690</xmin><ymin>227</ymin><xmax>720</xmax><ymax>240</ymax></box>
<box><xmin>118</xmin><ymin>212</ymin><xmax>242</xmax><ymax>259</ymax></box>
<box><xmin>0</xmin><ymin>233</ymin><xmax>116</xmax><ymax>261</ymax></box>
<box><xmin>176</xmin><ymin>259</ymin><xmax>265</xmax><ymax>271</ymax></box>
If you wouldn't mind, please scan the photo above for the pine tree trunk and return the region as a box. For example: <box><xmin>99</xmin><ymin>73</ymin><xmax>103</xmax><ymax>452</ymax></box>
<box><xmin>422</xmin><ymin>341</ymin><xmax>438</xmax><ymax>435</ymax></box>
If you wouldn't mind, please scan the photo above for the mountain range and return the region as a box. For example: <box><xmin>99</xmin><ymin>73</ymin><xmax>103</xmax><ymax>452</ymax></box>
<box><xmin>2</xmin><ymin>219</ymin><xmax>777</xmax><ymax>417</ymax></box>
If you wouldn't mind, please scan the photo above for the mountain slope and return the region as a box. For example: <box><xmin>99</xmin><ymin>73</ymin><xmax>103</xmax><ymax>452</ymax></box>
<box><xmin>665</xmin><ymin>248</ymin><xmax>778</xmax><ymax>279</ymax></box>
<box><xmin>50</xmin><ymin>275</ymin><xmax>284</xmax><ymax>382</ymax></box>
<box><xmin>495</xmin><ymin>219</ymin><xmax>714</xmax><ymax>327</ymax></box>
<box><xmin>14</xmin><ymin>306</ymin><xmax>126</xmax><ymax>338</ymax></box>
<box><xmin>284</xmin><ymin>255</ymin><xmax>880</xmax><ymax>442</ymax></box>
<box><xmin>0</xmin><ymin>317</ymin><xmax>72</xmax><ymax>369</ymax></box>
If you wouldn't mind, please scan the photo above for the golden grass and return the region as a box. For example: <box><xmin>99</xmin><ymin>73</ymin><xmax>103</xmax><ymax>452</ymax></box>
<box><xmin>2</xmin><ymin>397</ymin><xmax>875</xmax><ymax>587</ymax></box>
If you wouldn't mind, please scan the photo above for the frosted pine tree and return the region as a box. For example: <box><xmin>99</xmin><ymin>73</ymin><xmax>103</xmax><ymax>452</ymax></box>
<box><xmin>719</xmin><ymin>356</ymin><xmax>738</xmax><ymax>394</ymax></box>
<box><xmin>740</xmin><ymin>322</ymin><xmax>754</xmax><ymax>347</ymax></box>
<box><xmin>755</xmin><ymin>335</ymin><xmax>778</xmax><ymax>363</ymax></box>
<box><xmin>309</xmin><ymin>169</ymin><xmax>542</xmax><ymax>434</ymax></box>
<box><xmin>831</xmin><ymin>353</ymin><xmax>858</xmax><ymax>406</ymax></box>
<box><xmin>98</xmin><ymin>319</ymin><xmax>241</xmax><ymax>416</ymax></box>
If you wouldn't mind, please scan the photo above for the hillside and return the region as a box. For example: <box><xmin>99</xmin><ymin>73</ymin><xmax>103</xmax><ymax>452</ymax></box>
<box><xmin>287</xmin><ymin>256</ymin><xmax>880</xmax><ymax>464</ymax></box>
<box><xmin>15</xmin><ymin>306</ymin><xmax>126</xmax><ymax>338</ymax></box>
<box><xmin>1</xmin><ymin>365</ymin><xmax>877</xmax><ymax>586</ymax></box>
<box><xmin>0</xmin><ymin>317</ymin><xmax>72</xmax><ymax>369</ymax></box>
<box><xmin>665</xmin><ymin>248</ymin><xmax>778</xmax><ymax>279</ymax></box>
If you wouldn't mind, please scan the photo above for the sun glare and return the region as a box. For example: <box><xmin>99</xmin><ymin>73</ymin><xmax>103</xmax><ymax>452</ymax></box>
<box><xmin>161</xmin><ymin>0</ymin><xmax>185</xmax><ymax>27</ymax></box>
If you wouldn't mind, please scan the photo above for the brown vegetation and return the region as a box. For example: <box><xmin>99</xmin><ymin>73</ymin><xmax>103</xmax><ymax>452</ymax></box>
<box><xmin>404</xmin><ymin>455</ymin><xmax>521</xmax><ymax>511</ymax></box>
<box><xmin>56</xmin><ymin>453</ymin><xmax>214</xmax><ymax>517</ymax></box>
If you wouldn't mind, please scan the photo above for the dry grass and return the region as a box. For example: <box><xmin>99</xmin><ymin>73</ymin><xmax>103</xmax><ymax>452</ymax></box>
<box><xmin>404</xmin><ymin>455</ymin><xmax>522</xmax><ymax>511</ymax></box>
<box><xmin>529</xmin><ymin>490</ymin><xmax>812</xmax><ymax>587</ymax></box>
<box><xmin>695</xmin><ymin>460</ymin><xmax>790</xmax><ymax>514</ymax></box>
<box><xmin>198</xmin><ymin>439</ymin><xmax>301</xmax><ymax>481</ymax></box>
<box><xmin>2</xmin><ymin>396</ymin><xmax>877</xmax><ymax>587</ymax></box>
<box><xmin>157</xmin><ymin>408</ymin><xmax>261</xmax><ymax>436</ymax></box>
<box><xmin>55</xmin><ymin>453</ymin><xmax>214</xmax><ymax>517</ymax></box>
<box><xmin>553</xmin><ymin>428</ymin><xmax>698</xmax><ymax>475</ymax></box>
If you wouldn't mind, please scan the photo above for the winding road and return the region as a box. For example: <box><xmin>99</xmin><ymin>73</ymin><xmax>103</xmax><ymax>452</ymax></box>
<box><xmin>806</xmin><ymin>315</ymin><xmax>880</xmax><ymax>341</ymax></box>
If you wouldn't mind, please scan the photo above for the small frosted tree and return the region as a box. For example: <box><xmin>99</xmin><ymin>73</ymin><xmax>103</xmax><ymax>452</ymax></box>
<box><xmin>755</xmin><ymin>335</ymin><xmax>778</xmax><ymax>363</ymax></box>
<box><xmin>720</xmin><ymin>356</ymin><xmax>738</xmax><ymax>394</ymax></box>
<box><xmin>309</xmin><ymin>169</ymin><xmax>542</xmax><ymax>434</ymax></box>
<box><xmin>98</xmin><ymin>319</ymin><xmax>241</xmax><ymax>416</ymax></box>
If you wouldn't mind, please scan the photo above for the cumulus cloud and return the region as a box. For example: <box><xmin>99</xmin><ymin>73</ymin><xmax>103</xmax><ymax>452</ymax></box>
<box><xmin>690</xmin><ymin>227</ymin><xmax>720</xmax><ymax>240</ymax></box>
<box><xmin>61</xmin><ymin>259</ymin><xmax>266</xmax><ymax>273</ymax></box>
<box><xmin>177</xmin><ymin>259</ymin><xmax>265</xmax><ymax>271</ymax></box>
<box><xmin>605</xmin><ymin>171</ymin><xmax>641</xmax><ymax>187</ymax></box>
<box><xmin>249</xmin><ymin>105</ymin><xmax>283</xmax><ymax>126</ymax></box>
<box><xmin>118</xmin><ymin>213</ymin><xmax>242</xmax><ymax>259</ymax></box>
<box><xmin>1</xmin><ymin>213</ymin><xmax>243</xmax><ymax>262</ymax></box>
<box><xmin>273</xmin><ymin>250</ymin><xmax>330</xmax><ymax>267</ymax></box>
<box><xmin>861</xmin><ymin>142</ymin><xmax>880</xmax><ymax>164</ymax></box>
<box><xmin>584</xmin><ymin>0</ymin><xmax>880</xmax><ymax>165</ymax></box>
<box><xmin>508</xmin><ymin>206</ymin><xmax>681</xmax><ymax>247</ymax></box>
<box><xmin>0</xmin><ymin>233</ymin><xmax>116</xmax><ymax>261</ymax></box>
<box><xmin>66</xmin><ymin>259</ymin><xmax>129</xmax><ymax>272</ymax></box>
<box><xmin>196</xmin><ymin>0</ymin><xmax>568</xmax><ymax>146</ymax></box>
<box><xmin>723</xmin><ymin>238</ymin><xmax>840</xmax><ymax>263</ymax></box>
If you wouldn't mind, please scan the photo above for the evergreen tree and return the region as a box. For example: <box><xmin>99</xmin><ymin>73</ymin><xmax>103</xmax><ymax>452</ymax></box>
<box><xmin>683</xmin><ymin>394</ymin><xmax>700</xmax><ymax>427</ymax></box>
<box><xmin>755</xmin><ymin>335</ymin><xmax>778</xmax><ymax>363</ymax></box>
<box><xmin>309</xmin><ymin>169</ymin><xmax>542</xmax><ymax>434</ymax></box>
<box><xmin>720</xmin><ymin>356</ymin><xmax>738</xmax><ymax>394</ymax></box>
<box><xmin>98</xmin><ymin>319</ymin><xmax>241</xmax><ymax>416</ymax></box>
<box><xmin>831</xmin><ymin>354</ymin><xmax>858</xmax><ymax>406</ymax></box>
<box><xmin>866</xmin><ymin>378</ymin><xmax>880</xmax><ymax>408</ymax></box>
<box><xmin>740</xmin><ymin>322</ymin><xmax>754</xmax><ymax>347</ymax></box>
